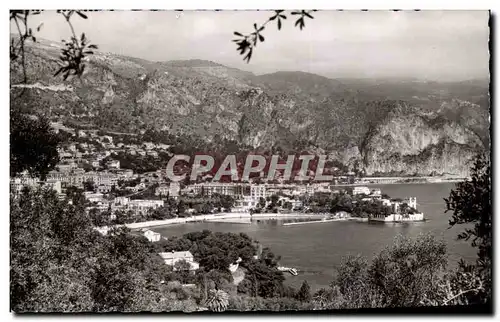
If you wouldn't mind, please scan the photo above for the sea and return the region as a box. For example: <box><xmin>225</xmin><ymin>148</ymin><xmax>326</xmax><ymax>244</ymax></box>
<box><xmin>153</xmin><ymin>183</ymin><xmax>477</xmax><ymax>292</ymax></box>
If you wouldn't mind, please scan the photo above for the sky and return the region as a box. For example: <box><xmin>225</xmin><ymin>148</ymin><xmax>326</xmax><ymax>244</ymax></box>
<box><xmin>14</xmin><ymin>10</ymin><xmax>490</xmax><ymax>81</ymax></box>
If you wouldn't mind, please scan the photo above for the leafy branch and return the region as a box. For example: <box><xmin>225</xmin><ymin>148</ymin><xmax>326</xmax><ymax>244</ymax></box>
<box><xmin>10</xmin><ymin>10</ymin><xmax>98</xmax><ymax>86</ymax></box>
<box><xmin>10</xmin><ymin>10</ymin><xmax>43</xmax><ymax>85</ymax></box>
<box><xmin>54</xmin><ymin>10</ymin><xmax>98</xmax><ymax>81</ymax></box>
<box><xmin>233</xmin><ymin>10</ymin><xmax>316</xmax><ymax>63</ymax></box>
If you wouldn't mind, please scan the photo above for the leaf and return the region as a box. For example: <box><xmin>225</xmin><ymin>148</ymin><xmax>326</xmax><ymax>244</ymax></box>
<box><xmin>54</xmin><ymin>67</ymin><xmax>65</xmax><ymax>77</ymax></box>
<box><xmin>233</xmin><ymin>31</ymin><xmax>243</xmax><ymax>37</ymax></box>
<box><xmin>304</xmin><ymin>11</ymin><xmax>314</xmax><ymax>19</ymax></box>
<box><xmin>37</xmin><ymin>22</ymin><xmax>44</xmax><ymax>32</ymax></box>
<box><xmin>278</xmin><ymin>19</ymin><xmax>282</xmax><ymax>30</ymax></box>
<box><xmin>258</xmin><ymin>34</ymin><xmax>264</xmax><ymax>42</ymax></box>
<box><xmin>76</xmin><ymin>11</ymin><xmax>88</xmax><ymax>19</ymax></box>
<box><xmin>244</xmin><ymin>50</ymin><xmax>252</xmax><ymax>63</ymax></box>
<box><xmin>88</xmin><ymin>44</ymin><xmax>98</xmax><ymax>49</ymax></box>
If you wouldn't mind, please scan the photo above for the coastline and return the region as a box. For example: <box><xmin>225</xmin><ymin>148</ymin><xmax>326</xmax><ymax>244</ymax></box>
<box><xmin>100</xmin><ymin>181</ymin><xmax>456</xmax><ymax>231</ymax></box>
<box><xmin>123</xmin><ymin>212</ymin><xmax>325</xmax><ymax>230</ymax></box>
<box><xmin>103</xmin><ymin>208</ymin><xmax>423</xmax><ymax>231</ymax></box>
<box><xmin>332</xmin><ymin>178</ymin><xmax>464</xmax><ymax>187</ymax></box>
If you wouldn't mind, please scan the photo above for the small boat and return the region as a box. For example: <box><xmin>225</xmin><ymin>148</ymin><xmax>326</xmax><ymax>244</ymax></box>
<box><xmin>277</xmin><ymin>266</ymin><xmax>299</xmax><ymax>276</ymax></box>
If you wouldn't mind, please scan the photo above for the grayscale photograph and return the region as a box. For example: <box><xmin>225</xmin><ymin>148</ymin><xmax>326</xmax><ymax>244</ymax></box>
<box><xmin>9</xmin><ymin>9</ymin><xmax>491</xmax><ymax>313</ymax></box>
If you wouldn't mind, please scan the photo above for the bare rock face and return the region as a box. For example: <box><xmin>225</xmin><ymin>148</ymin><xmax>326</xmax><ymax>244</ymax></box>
<box><xmin>11</xmin><ymin>39</ymin><xmax>489</xmax><ymax>176</ymax></box>
<box><xmin>361</xmin><ymin>106</ymin><xmax>484</xmax><ymax>176</ymax></box>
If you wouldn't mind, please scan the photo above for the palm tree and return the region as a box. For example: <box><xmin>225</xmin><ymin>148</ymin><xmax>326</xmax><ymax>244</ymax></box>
<box><xmin>205</xmin><ymin>289</ymin><xmax>229</xmax><ymax>312</ymax></box>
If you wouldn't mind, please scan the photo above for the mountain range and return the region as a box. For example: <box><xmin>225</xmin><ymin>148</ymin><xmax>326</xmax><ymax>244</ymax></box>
<box><xmin>10</xmin><ymin>37</ymin><xmax>490</xmax><ymax>176</ymax></box>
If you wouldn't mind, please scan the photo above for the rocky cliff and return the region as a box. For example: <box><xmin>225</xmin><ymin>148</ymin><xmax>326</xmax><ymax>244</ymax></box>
<box><xmin>10</xmin><ymin>38</ymin><xmax>489</xmax><ymax>176</ymax></box>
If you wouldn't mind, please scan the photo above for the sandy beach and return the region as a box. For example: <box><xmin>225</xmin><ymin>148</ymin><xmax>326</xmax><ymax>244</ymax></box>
<box><xmin>123</xmin><ymin>212</ymin><xmax>326</xmax><ymax>230</ymax></box>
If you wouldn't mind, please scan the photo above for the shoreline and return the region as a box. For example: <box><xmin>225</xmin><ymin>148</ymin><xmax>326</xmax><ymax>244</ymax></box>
<box><xmin>105</xmin><ymin>208</ymin><xmax>424</xmax><ymax>231</ymax></box>
<box><xmin>123</xmin><ymin>212</ymin><xmax>326</xmax><ymax>230</ymax></box>
<box><xmin>332</xmin><ymin>179</ymin><xmax>464</xmax><ymax>187</ymax></box>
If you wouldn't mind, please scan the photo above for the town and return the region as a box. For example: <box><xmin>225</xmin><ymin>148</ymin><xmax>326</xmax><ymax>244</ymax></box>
<box><xmin>10</xmin><ymin>126</ymin><xmax>424</xmax><ymax>231</ymax></box>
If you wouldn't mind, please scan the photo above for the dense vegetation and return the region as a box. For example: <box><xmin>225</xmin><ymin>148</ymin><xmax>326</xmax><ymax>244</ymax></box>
<box><xmin>10</xmin><ymin>110</ymin><xmax>61</xmax><ymax>179</ymax></box>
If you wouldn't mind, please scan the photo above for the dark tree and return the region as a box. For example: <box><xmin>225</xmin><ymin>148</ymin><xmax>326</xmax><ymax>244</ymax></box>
<box><xmin>10</xmin><ymin>111</ymin><xmax>60</xmax><ymax>180</ymax></box>
<box><xmin>296</xmin><ymin>281</ymin><xmax>311</xmax><ymax>302</ymax></box>
<box><xmin>83</xmin><ymin>180</ymin><xmax>96</xmax><ymax>192</ymax></box>
<box><xmin>445</xmin><ymin>154</ymin><xmax>492</xmax><ymax>298</ymax></box>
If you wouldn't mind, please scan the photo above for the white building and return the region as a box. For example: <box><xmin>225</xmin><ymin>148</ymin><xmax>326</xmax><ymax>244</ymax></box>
<box><xmin>234</xmin><ymin>196</ymin><xmax>259</xmax><ymax>211</ymax></box>
<box><xmin>129</xmin><ymin>199</ymin><xmax>164</xmax><ymax>210</ymax></box>
<box><xmin>403</xmin><ymin>197</ymin><xmax>417</xmax><ymax>209</ymax></box>
<box><xmin>193</xmin><ymin>183</ymin><xmax>244</xmax><ymax>197</ymax></box>
<box><xmin>143</xmin><ymin>229</ymin><xmax>161</xmax><ymax>242</ymax></box>
<box><xmin>96</xmin><ymin>184</ymin><xmax>112</xmax><ymax>194</ymax></box>
<box><xmin>155</xmin><ymin>182</ymin><xmax>180</xmax><ymax>199</ymax></box>
<box><xmin>353</xmin><ymin>186</ymin><xmax>371</xmax><ymax>196</ymax></box>
<box><xmin>250</xmin><ymin>184</ymin><xmax>266</xmax><ymax>200</ymax></box>
<box><xmin>44</xmin><ymin>180</ymin><xmax>62</xmax><ymax>194</ymax></box>
<box><xmin>391</xmin><ymin>197</ymin><xmax>418</xmax><ymax>213</ymax></box>
<box><xmin>158</xmin><ymin>251</ymin><xmax>199</xmax><ymax>271</ymax></box>
<box><xmin>155</xmin><ymin>185</ymin><xmax>170</xmax><ymax>196</ymax></box>
<box><xmin>58</xmin><ymin>164</ymin><xmax>73</xmax><ymax>172</ymax></box>
<box><xmin>106</xmin><ymin>160</ymin><xmax>120</xmax><ymax>169</ymax></box>
<box><xmin>229</xmin><ymin>257</ymin><xmax>242</xmax><ymax>273</ymax></box>
<box><xmin>370</xmin><ymin>212</ymin><xmax>424</xmax><ymax>222</ymax></box>
<box><xmin>84</xmin><ymin>192</ymin><xmax>104</xmax><ymax>203</ymax></box>
<box><xmin>114</xmin><ymin>196</ymin><xmax>130</xmax><ymax>206</ymax></box>
<box><xmin>370</xmin><ymin>188</ymin><xmax>382</xmax><ymax>198</ymax></box>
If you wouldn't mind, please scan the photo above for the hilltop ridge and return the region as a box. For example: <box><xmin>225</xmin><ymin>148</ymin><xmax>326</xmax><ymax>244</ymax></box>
<box><xmin>10</xmin><ymin>38</ymin><xmax>489</xmax><ymax>176</ymax></box>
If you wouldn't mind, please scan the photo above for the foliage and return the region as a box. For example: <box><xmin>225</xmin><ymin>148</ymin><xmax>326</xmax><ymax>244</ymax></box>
<box><xmin>239</xmin><ymin>258</ymin><xmax>285</xmax><ymax>299</ymax></box>
<box><xmin>421</xmin><ymin>260</ymin><xmax>488</xmax><ymax>306</ymax></box>
<box><xmin>312</xmin><ymin>234</ymin><xmax>448</xmax><ymax>310</ymax></box>
<box><xmin>10</xmin><ymin>187</ymin><xmax>195</xmax><ymax>312</ymax></box>
<box><xmin>368</xmin><ymin>234</ymin><xmax>447</xmax><ymax>307</ymax></box>
<box><xmin>10</xmin><ymin>10</ymin><xmax>42</xmax><ymax>85</ymax></box>
<box><xmin>10</xmin><ymin>111</ymin><xmax>60</xmax><ymax>179</ymax></box>
<box><xmin>228</xmin><ymin>294</ymin><xmax>313</xmax><ymax>311</ymax></box>
<box><xmin>161</xmin><ymin>231</ymin><xmax>257</xmax><ymax>273</ymax></box>
<box><xmin>205</xmin><ymin>289</ymin><xmax>230</xmax><ymax>312</ymax></box>
<box><xmin>446</xmin><ymin>154</ymin><xmax>491</xmax><ymax>274</ymax></box>
<box><xmin>10</xmin><ymin>10</ymin><xmax>97</xmax><ymax>84</ymax></box>
<box><xmin>296</xmin><ymin>281</ymin><xmax>311</xmax><ymax>302</ymax></box>
<box><xmin>444</xmin><ymin>153</ymin><xmax>492</xmax><ymax>303</ymax></box>
<box><xmin>83</xmin><ymin>179</ymin><xmax>96</xmax><ymax>192</ymax></box>
<box><xmin>233</xmin><ymin>10</ymin><xmax>316</xmax><ymax>62</ymax></box>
